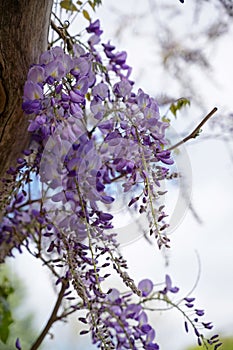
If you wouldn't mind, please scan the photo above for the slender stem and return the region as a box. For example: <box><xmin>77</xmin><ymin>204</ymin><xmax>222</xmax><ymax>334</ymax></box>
<box><xmin>50</xmin><ymin>19</ymin><xmax>73</xmax><ymax>51</ymax></box>
<box><xmin>15</xmin><ymin>198</ymin><xmax>42</xmax><ymax>210</ymax></box>
<box><xmin>30</xmin><ymin>281</ymin><xmax>67</xmax><ymax>350</ymax></box>
<box><xmin>167</xmin><ymin>107</ymin><xmax>218</xmax><ymax>151</ymax></box>
<box><xmin>51</xmin><ymin>19</ymin><xmax>67</xmax><ymax>41</ymax></box>
<box><xmin>55</xmin><ymin>306</ymin><xmax>81</xmax><ymax>321</ymax></box>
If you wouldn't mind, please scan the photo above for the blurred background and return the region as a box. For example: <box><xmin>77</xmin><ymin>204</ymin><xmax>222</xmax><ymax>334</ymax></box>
<box><xmin>5</xmin><ymin>0</ymin><xmax>233</xmax><ymax>349</ymax></box>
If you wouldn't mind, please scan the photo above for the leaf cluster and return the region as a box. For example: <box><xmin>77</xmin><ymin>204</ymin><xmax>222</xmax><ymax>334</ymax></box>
<box><xmin>170</xmin><ymin>98</ymin><xmax>191</xmax><ymax>118</ymax></box>
<box><xmin>0</xmin><ymin>276</ymin><xmax>14</xmax><ymax>344</ymax></box>
<box><xmin>60</xmin><ymin>0</ymin><xmax>102</xmax><ymax>21</ymax></box>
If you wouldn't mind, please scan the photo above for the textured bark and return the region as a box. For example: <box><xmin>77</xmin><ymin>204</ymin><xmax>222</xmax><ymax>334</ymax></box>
<box><xmin>0</xmin><ymin>0</ymin><xmax>53</xmax><ymax>261</ymax></box>
<box><xmin>0</xmin><ymin>0</ymin><xmax>53</xmax><ymax>181</ymax></box>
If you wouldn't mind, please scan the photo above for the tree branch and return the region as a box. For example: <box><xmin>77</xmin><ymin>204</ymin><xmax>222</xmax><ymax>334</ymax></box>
<box><xmin>30</xmin><ymin>281</ymin><xmax>68</xmax><ymax>350</ymax></box>
<box><xmin>167</xmin><ymin>107</ymin><xmax>218</xmax><ymax>151</ymax></box>
<box><xmin>50</xmin><ymin>19</ymin><xmax>73</xmax><ymax>51</ymax></box>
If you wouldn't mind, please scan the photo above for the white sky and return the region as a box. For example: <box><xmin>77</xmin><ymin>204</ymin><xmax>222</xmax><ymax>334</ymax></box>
<box><xmin>7</xmin><ymin>1</ymin><xmax>233</xmax><ymax>349</ymax></box>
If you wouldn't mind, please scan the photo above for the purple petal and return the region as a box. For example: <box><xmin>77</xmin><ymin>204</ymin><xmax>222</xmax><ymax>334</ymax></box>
<box><xmin>24</xmin><ymin>81</ymin><xmax>43</xmax><ymax>100</ymax></box>
<box><xmin>141</xmin><ymin>324</ymin><xmax>152</xmax><ymax>334</ymax></box>
<box><xmin>184</xmin><ymin>297</ymin><xmax>195</xmax><ymax>303</ymax></box>
<box><xmin>184</xmin><ymin>321</ymin><xmax>189</xmax><ymax>333</ymax></box>
<box><xmin>92</xmin><ymin>82</ymin><xmax>109</xmax><ymax>100</ymax></box>
<box><xmin>101</xmin><ymin>195</ymin><xmax>114</xmax><ymax>204</ymax></box>
<box><xmin>15</xmin><ymin>338</ymin><xmax>21</xmax><ymax>350</ymax></box>
<box><xmin>99</xmin><ymin>212</ymin><xmax>113</xmax><ymax>221</ymax></box>
<box><xmin>138</xmin><ymin>279</ymin><xmax>153</xmax><ymax>297</ymax></box>
<box><xmin>28</xmin><ymin>65</ymin><xmax>45</xmax><ymax>83</ymax></box>
<box><xmin>165</xmin><ymin>274</ymin><xmax>172</xmax><ymax>289</ymax></box>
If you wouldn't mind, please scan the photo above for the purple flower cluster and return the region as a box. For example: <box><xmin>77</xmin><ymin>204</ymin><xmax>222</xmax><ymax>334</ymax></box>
<box><xmin>182</xmin><ymin>296</ymin><xmax>222</xmax><ymax>348</ymax></box>
<box><xmin>0</xmin><ymin>18</ymin><xmax>221</xmax><ymax>350</ymax></box>
<box><xmin>18</xmin><ymin>19</ymin><xmax>173</xmax><ymax>248</ymax></box>
<box><xmin>82</xmin><ymin>280</ymin><xmax>159</xmax><ymax>350</ymax></box>
<box><xmin>156</xmin><ymin>275</ymin><xmax>221</xmax><ymax>349</ymax></box>
<box><xmin>22</xmin><ymin>45</ymin><xmax>95</xmax><ymax>142</ymax></box>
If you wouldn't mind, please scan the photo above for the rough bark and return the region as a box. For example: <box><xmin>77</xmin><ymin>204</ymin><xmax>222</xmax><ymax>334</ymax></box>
<box><xmin>0</xmin><ymin>0</ymin><xmax>53</xmax><ymax>181</ymax></box>
<box><xmin>0</xmin><ymin>0</ymin><xmax>53</xmax><ymax>261</ymax></box>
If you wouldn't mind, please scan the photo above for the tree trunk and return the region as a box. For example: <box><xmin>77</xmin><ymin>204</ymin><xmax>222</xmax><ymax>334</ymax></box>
<box><xmin>0</xmin><ymin>0</ymin><xmax>53</xmax><ymax>261</ymax></box>
<box><xmin>0</xmin><ymin>0</ymin><xmax>53</xmax><ymax>180</ymax></box>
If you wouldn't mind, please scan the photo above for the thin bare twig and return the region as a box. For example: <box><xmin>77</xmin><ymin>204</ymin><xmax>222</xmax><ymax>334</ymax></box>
<box><xmin>50</xmin><ymin>19</ymin><xmax>73</xmax><ymax>51</ymax></box>
<box><xmin>51</xmin><ymin>19</ymin><xmax>67</xmax><ymax>41</ymax></box>
<box><xmin>30</xmin><ymin>281</ymin><xmax>68</xmax><ymax>350</ymax></box>
<box><xmin>167</xmin><ymin>107</ymin><xmax>218</xmax><ymax>151</ymax></box>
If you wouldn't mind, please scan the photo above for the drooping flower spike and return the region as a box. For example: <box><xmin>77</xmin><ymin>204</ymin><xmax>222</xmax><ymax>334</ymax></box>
<box><xmin>0</xmin><ymin>18</ymin><xmax>221</xmax><ymax>350</ymax></box>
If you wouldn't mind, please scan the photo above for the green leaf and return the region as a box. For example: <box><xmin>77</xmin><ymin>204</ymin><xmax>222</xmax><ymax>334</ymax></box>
<box><xmin>93</xmin><ymin>61</ymin><xmax>107</xmax><ymax>74</ymax></box>
<box><xmin>0</xmin><ymin>277</ymin><xmax>14</xmax><ymax>344</ymax></box>
<box><xmin>88</xmin><ymin>0</ymin><xmax>94</xmax><ymax>10</ymax></box>
<box><xmin>93</xmin><ymin>0</ymin><xmax>102</xmax><ymax>6</ymax></box>
<box><xmin>60</xmin><ymin>0</ymin><xmax>78</xmax><ymax>12</ymax></box>
<box><xmin>0</xmin><ymin>307</ymin><xmax>14</xmax><ymax>343</ymax></box>
<box><xmin>82</xmin><ymin>9</ymin><xmax>91</xmax><ymax>21</ymax></box>
<box><xmin>86</xmin><ymin>92</ymin><xmax>91</xmax><ymax>101</ymax></box>
<box><xmin>162</xmin><ymin>116</ymin><xmax>170</xmax><ymax>123</ymax></box>
<box><xmin>88</xmin><ymin>0</ymin><xmax>102</xmax><ymax>11</ymax></box>
<box><xmin>194</xmin><ymin>128</ymin><xmax>202</xmax><ymax>138</ymax></box>
<box><xmin>170</xmin><ymin>97</ymin><xmax>190</xmax><ymax>118</ymax></box>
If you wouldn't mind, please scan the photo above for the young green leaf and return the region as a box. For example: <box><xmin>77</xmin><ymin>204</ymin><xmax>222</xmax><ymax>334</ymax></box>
<box><xmin>88</xmin><ymin>0</ymin><xmax>95</xmax><ymax>10</ymax></box>
<box><xmin>82</xmin><ymin>9</ymin><xmax>91</xmax><ymax>21</ymax></box>
<box><xmin>170</xmin><ymin>97</ymin><xmax>190</xmax><ymax>117</ymax></box>
<box><xmin>60</xmin><ymin>0</ymin><xmax>78</xmax><ymax>12</ymax></box>
<box><xmin>0</xmin><ymin>277</ymin><xmax>14</xmax><ymax>344</ymax></box>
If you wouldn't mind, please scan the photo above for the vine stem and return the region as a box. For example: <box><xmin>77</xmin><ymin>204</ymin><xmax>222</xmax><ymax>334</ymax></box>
<box><xmin>30</xmin><ymin>281</ymin><xmax>68</xmax><ymax>350</ymax></box>
<box><xmin>167</xmin><ymin>107</ymin><xmax>218</xmax><ymax>151</ymax></box>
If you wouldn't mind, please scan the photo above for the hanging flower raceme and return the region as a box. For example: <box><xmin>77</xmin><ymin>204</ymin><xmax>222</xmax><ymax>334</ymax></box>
<box><xmin>0</xmin><ymin>18</ymin><xmax>221</xmax><ymax>350</ymax></box>
<box><xmin>19</xmin><ymin>18</ymin><xmax>174</xmax><ymax>248</ymax></box>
